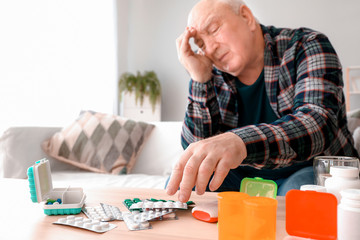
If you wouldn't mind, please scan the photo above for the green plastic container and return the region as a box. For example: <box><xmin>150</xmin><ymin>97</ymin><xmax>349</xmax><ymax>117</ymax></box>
<box><xmin>27</xmin><ymin>159</ymin><xmax>86</xmax><ymax>215</ymax></box>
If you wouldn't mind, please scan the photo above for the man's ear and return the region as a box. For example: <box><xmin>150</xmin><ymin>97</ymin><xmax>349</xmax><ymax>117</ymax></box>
<box><xmin>239</xmin><ymin>5</ymin><xmax>256</xmax><ymax>31</ymax></box>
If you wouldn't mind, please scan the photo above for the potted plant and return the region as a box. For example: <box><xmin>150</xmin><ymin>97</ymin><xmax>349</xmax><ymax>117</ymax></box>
<box><xmin>118</xmin><ymin>70</ymin><xmax>161</xmax><ymax>112</ymax></box>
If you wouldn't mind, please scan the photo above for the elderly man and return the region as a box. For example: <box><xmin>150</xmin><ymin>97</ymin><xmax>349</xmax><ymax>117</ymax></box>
<box><xmin>166</xmin><ymin>0</ymin><xmax>358</xmax><ymax>202</ymax></box>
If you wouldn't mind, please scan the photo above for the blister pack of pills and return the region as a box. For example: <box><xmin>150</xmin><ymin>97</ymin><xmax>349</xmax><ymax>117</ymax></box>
<box><xmin>122</xmin><ymin>212</ymin><xmax>152</xmax><ymax>231</ymax></box>
<box><xmin>53</xmin><ymin>216</ymin><xmax>117</xmax><ymax>233</ymax></box>
<box><xmin>124</xmin><ymin>198</ymin><xmax>189</xmax><ymax>212</ymax></box>
<box><xmin>82</xmin><ymin>203</ymin><xmax>122</xmax><ymax>221</ymax></box>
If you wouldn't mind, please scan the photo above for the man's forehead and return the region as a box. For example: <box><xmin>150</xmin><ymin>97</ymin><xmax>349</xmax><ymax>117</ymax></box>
<box><xmin>188</xmin><ymin>7</ymin><xmax>218</xmax><ymax>30</ymax></box>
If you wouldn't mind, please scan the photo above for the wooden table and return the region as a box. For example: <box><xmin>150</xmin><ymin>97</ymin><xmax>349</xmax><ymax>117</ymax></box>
<box><xmin>0</xmin><ymin>178</ymin><xmax>292</xmax><ymax>240</ymax></box>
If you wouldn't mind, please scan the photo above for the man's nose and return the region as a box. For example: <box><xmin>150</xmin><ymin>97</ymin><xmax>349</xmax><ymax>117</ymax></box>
<box><xmin>204</xmin><ymin>37</ymin><xmax>218</xmax><ymax>56</ymax></box>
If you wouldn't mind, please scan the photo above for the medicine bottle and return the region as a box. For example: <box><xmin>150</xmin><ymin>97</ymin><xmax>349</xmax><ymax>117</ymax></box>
<box><xmin>324</xmin><ymin>166</ymin><xmax>360</xmax><ymax>202</ymax></box>
<box><xmin>338</xmin><ymin>189</ymin><xmax>360</xmax><ymax>240</ymax></box>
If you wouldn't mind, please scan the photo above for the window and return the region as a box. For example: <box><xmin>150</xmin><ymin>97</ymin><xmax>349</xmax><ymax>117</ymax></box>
<box><xmin>0</xmin><ymin>0</ymin><xmax>118</xmax><ymax>133</ymax></box>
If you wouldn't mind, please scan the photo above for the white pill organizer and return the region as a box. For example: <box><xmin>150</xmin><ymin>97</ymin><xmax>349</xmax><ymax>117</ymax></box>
<box><xmin>27</xmin><ymin>158</ymin><xmax>86</xmax><ymax>215</ymax></box>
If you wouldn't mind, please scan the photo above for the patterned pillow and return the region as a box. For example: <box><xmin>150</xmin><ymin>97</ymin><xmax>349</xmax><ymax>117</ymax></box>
<box><xmin>42</xmin><ymin>111</ymin><xmax>155</xmax><ymax>174</ymax></box>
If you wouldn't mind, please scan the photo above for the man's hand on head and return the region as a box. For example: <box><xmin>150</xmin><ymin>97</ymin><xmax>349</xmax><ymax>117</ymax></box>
<box><xmin>176</xmin><ymin>27</ymin><xmax>213</xmax><ymax>83</ymax></box>
<box><xmin>166</xmin><ymin>132</ymin><xmax>247</xmax><ymax>202</ymax></box>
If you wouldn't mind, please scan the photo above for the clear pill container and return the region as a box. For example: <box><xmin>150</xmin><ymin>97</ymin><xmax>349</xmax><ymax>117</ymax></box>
<box><xmin>324</xmin><ymin>166</ymin><xmax>360</xmax><ymax>202</ymax></box>
<box><xmin>338</xmin><ymin>189</ymin><xmax>360</xmax><ymax>240</ymax></box>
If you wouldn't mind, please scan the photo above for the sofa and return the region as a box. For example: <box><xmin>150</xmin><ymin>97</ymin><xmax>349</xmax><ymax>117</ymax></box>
<box><xmin>0</xmin><ymin>121</ymin><xmax>184</xmax><ymax>189</ymax></box>
<box><xmin>1</xmin><ymin>108</ymin><xmax>360</xmax><ymax>190</ymax></box>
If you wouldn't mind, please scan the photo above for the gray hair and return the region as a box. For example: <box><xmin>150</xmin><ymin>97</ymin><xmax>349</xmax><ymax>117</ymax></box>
<box><xmin>218</xmin><ymin>0</ymin><xmax>246</xmax><ymax>14</ymax></box>
<box><xmin>188</xmin><ymin>0</ymin><xmax>246</xmax><ymax>25</ymax></box>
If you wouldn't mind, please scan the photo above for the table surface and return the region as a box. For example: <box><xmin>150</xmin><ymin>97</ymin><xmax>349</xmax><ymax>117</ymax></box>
<box><xmin>0</xmin><ymin>178</ymin><xmax>295</xmax><ymax>240</ymax></box>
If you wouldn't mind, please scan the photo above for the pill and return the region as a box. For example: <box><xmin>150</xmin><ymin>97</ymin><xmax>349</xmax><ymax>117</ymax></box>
<box><xmin>130</xmin><ymin>222</ymin><xmax>140</xmax><ymax>230</ymax></box>
<box><xmin>84</xmin><ymin>223</ymin><xmax>93</xmax><ymax>228</ymax></box>
<box><xmin>93</xmin><ymin>225</ymin><xmax>102</xmax><ymax>231</ymax></box>
<box><xmin>67</xmin><ymin>216</ymin><xmax>75</xmax><ymax>220</ymax></box>
<box><xmin>164</xmin><ymin>201</ymin><xmax>174</xmax><ymax>208</ymax></box>
<box><xmin>83</xmin><ymin>219</ymin><xmax>92</xmax><ymax>223</ymax></box>
<box><xmin>75</xmin><ymin>217</ymin><xmax>83</xmax><ymax>221</ymax></box>
<box><xmin>58</xmin><ymin>218</ymin><xmax>67</xmax><ymax>223</ymax></box>
<box><xmin>154</xmin><ymin>202</ymin><xmax>163</xmax><ymax>208</ymax></box>
<box><xmin>92</xmin><ymin>220</ymin><xmax>100</xmax><ymax>225</ymax></box>
<box><xmin>67</xmin><ymin>220</ymin><xmax>75</xmax><ymax>225</ymax></box>
<box><xmin>75</xmin><ymin>221</ymin><xmax>84</xmax><ymax>227</ymax></box>
<box><xmin>144</xmin><ymin>202</ymin><xmax>154</xmax><ymax>209</ymax></box>
<box><xmin>101</xmin><ymin>222</ymin><xmax>109</xmax><ymax>228</ymax></box>
<box><xmin>133</xmin><ymin>214</ymin><xmax>140</xmax><ymax>222</ymax></box>
<box><xmin>140</xmin><ymin>221</ymin><xmax>150</xmax><ymax>228</ymax></box>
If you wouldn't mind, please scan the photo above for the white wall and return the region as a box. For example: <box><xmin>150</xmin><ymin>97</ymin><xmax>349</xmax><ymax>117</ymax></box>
<box><xmin>0</xmin><ymin>0</ymin><xmax>118</xmax><ymax>133</ymax></box>
<box><xmin>118</xmin><ymin>0</ymin><xmax>360</xmax><ymax>121</ymax></box>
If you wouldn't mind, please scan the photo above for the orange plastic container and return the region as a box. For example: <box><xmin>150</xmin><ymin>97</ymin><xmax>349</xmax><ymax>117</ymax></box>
<box><xmin>243</xmin><ymin>196</ymin><xmax>278</xmax><ymax>240</ymax></box>
<box><xmin>286</xmin><ymin>189</ymin><xmax>337</xmax><ymax>240</ymax></box>
<box><xmin>217</xmin><ymin>192</ymin><xmax>250</xmax><ymax>240</ymax></box>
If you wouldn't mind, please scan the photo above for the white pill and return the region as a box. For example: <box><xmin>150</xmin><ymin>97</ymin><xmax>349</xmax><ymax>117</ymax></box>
<box><xmin>162</xmin><ymin>210</ymin><xmax>168</xmax><ymax>215</ymax></box>
<box><xmin>58</xmin><ymin>218</ymin><xmax>67</xmax><ymax>223</ymax></box>
<box><xmin>84</xmin><ymin>223</ymin><xmax>93</xmax><ymax>228</ymax></box>
<box><xmin>93</xmin><ymin>225</ymin><xmax>102</xmax><ymax>231</ymax></box>
<box><xmin>155</xmin><ymin>212</ymin><xmax>161</xmax><ymax>217</ymax></box>
<box><xmin>164</xmin><ymin>202</ymin><xmax>174</xmax><ymax>208</ymax></box>
<box><xmin>67</xmin><ymin>220</ymin><xmax>75</xmax><ymax>225</ymax></box>
<box><xmin>101</xmin><ymin>222</ymin><xmax>109</xmax><ymax>228</ymax></box>
<box><xmin>140</xmin><ymin>221</ymin><xmax>150</xmax><ymax>228</ymax></box>
<box><xmin>83</xmin><ymin>219</ymin><xmax>92</xmax><ymax>223</ymax></box>
<box><xmin>133</xmin><ymin>214</ymin><xmax>140</xmax><ymax>222</ymax></box>
<box><xmin>102</xmin><ymin>216</ymin><xmax>111</xmax><ymax>221</ymax></box>
<box><xmin>154</xmin><ymin>202</ymin><xmax>163</xmax><ymax>208</ymax></box>
<box><xmin>144</xmin><ymin>202</ymin><xmax>154</xmax><ymax>209</ymax></box>
<box><xmin>132</xmin><ymin>210</ymin><xmax>140</xmax><ymax>215</ymax></box>
<box><xmin>75</xmin><ymin>221</ymin><xmax>84</xmax><ymax>227</ymax></box>
<box><xmin>92</xmin><ymin>220</ymin><xmax>100</xmax><ymax>225</ymax></box>
<box><xmin>67</xmin><ymin>216</ymin><xmax>75</xmax><ymax>220</ymax></box>
<box><xmin>75</xmin><ymin>217</ymin><xmax>83</xmax><ymax>221</ymax></box>
<box><xmin>148</xmin><ymin>213</ymin><xmax>154</xmax><ymax>219</ymax></box>
<box><xmin>130</xmin><ymin>222</ymin><xmax>140</xmax><ymax>230</ymax></box>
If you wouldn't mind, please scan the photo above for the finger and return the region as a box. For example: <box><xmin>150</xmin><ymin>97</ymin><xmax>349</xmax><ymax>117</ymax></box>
<box><xmin>178</xmin><ymin>152</ymin><xmax>205</xmax><ymax>202</ymax></box>
<box><xmin>166</xmin><ymin>149</ymin><xmax>193</xmax><ymax>195</ymax></box>
<box><xmin>208</xmin><ymin>161</ymin><xmax>231</xmax><ymax>192</ymax></box>
<box><xmin>195</xmin><ymin>155</ymin><xmax>218</xmax><ymax>195</ymax></box>
<box><xmin>176</xmin><ymin>32</ymin><xmax>185</xmax><ymax>57</ymax></box>
<box><xmin>179</xmin><ymin>28</ymin><xmax>195</xmax><ymax>57</ymax></box>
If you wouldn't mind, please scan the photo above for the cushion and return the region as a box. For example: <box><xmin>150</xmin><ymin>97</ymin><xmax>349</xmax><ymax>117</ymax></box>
<box><xmin>42</xmin><ymin>111</ymin><xmax>155</xmax><ymax>175</ymax></box>
<box><xmin>347</xmin><ymin>108</ymin><xmax>360</xmax><ymax>134</ymax></box>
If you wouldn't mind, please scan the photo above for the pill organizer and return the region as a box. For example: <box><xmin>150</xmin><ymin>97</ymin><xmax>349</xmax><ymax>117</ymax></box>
<box><xmin>53</xmin><ymin>216</ymin><xmax>117</xmax><ymax>233</ymax></box>
<box><xmin>27</xmin><ymin>159</ymin><xmax>86</xmax><ymax>215</ymax></box>
<box><xmin>82</xmin><ymin>203</ymin><xmax>122</xmax><ymax>221</ymax></box>
<box><xmin>240</xmin><ymin>177</ymin><xmax>278</xmax><ymax>199</ymax></box>
<box><xmin>192</xmin><ymin>201</ymin><xmax>218</xmax><ymax>223</ymax></box>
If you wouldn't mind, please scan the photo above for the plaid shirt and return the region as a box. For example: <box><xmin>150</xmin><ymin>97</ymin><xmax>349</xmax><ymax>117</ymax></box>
<box><xmin>182</xmin><ymin>25</ymin><xmax>359</xmax><ymax>169</ymax></box>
